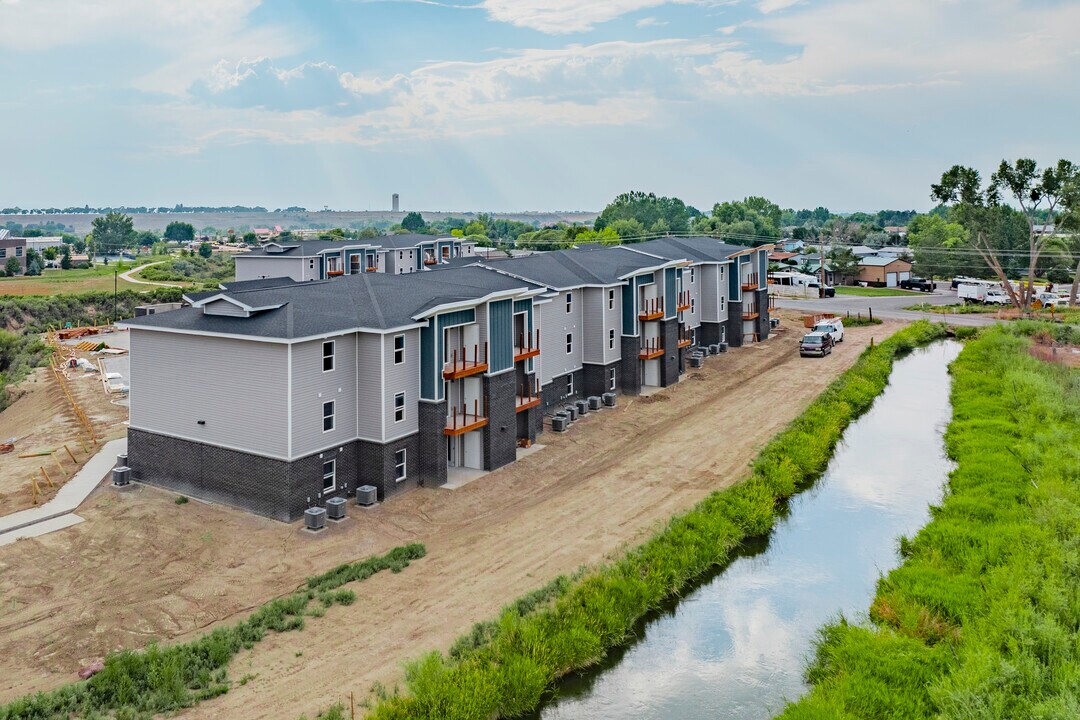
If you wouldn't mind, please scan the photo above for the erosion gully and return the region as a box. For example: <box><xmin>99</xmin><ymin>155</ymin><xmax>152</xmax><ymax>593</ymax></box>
<box><xmin>532</xmin><ymin>339</ymin><xmax>963</xmax><ymax>720</ymax></box>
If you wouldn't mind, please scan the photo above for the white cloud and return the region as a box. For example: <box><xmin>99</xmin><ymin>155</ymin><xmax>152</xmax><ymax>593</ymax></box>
<box><xmin>756</xmin><ymin>0</ymin><xmax>801</xmax><ymax>13</ymax></box>
<box><xmin>478</xmin><ymin>0</ymin><xmax>707</xmax><ymax>34</ymax></box>
<box><xmin>636</xmin><ymin>16</ymin><xmax>668</xmax><ymax>27</ymax></box>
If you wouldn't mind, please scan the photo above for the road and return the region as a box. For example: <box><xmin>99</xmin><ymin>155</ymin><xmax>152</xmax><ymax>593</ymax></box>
<box><xmin>775</xmin><ymin>288</ymin><xmax>1000</xmax><ymax>327</ymax></box>
<box><xmin>117</xmin><ymin>261</ymin><xmax>187</xmax><ymax>288</ymax></box>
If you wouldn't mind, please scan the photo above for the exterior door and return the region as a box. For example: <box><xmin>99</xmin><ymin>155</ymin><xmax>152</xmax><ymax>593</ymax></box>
<box><xmin>644</xmin><ymin>359</ymin><xmax>660</xmax><ymax>387</ymax></box>
<box><xmin>886</xmin><ymin>272</ymin><xmax>898</xmax><ymax>287</ymax></box>
<box><xmin>350</xmin><ymin>254</ymin><xmax>361</xmax><ymax>274</ymax></box>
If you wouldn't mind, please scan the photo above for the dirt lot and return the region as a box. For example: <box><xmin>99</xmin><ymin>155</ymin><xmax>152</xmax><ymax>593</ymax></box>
<box><xmin>0</xmin><ymin>313</ymin><xmax>904</xmax><ymax>716</ymax></box>
<box><xmin>0</xmin><ymin>344</ymin><xmax>129</xmax><ymax>515</ymax></box>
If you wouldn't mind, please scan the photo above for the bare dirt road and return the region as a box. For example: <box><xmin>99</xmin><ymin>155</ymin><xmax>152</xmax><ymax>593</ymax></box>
<box><xmin>0</xmin><ymin>314</ymin><xmax>904</xmax><ymax>716</ymax></box>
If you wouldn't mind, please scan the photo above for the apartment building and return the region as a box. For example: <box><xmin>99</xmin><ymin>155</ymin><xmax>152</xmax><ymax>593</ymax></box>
<box><xmin>122</xmin><ymin>239</ymin><xmax>769</xmax><ymax>521</ymax></box>
<box><xmin>0</xmin><ymin>236</ymin><xmax>27</xmax><ymax>274</ymax></box>
<box><xmin>233</xmin><ymin>235</ymin><xmax>477</xmax><ymax>282</ymax></box>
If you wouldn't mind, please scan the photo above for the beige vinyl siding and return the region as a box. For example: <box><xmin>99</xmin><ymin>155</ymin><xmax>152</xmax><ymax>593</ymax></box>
<box><xmin>381</xmin><ymin>329</ymin><xmax>420</xmax><ymax>440</ymax></box>
<box><xmin>129</xmin><ymin>330</ymin><xmax>288</xmax><ymax>457</ymax></box>
<box><xmin>235</xmin><ymin>256</ymin><xmax>304</xmax><ymax>282</ymax></box>
<box><xmin>355</xmin><ymin>333</ymin><xmax>383</xmax><ymax>441</ymax></box>
<box><xmin>290</xmin><ymin>336</ymin><xmax>358</xmax><ymax>457</ymax></box>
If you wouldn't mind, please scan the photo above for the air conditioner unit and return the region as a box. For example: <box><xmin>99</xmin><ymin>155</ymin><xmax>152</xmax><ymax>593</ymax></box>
<box><xmin>708</xmin><ymin>344</ymin><xmax>720</xmax><ymax>355</ymax></box>
<box><xmin>115</xmin><ymin>453</ymin><xmax>128</xmax><ymax>469</ymax></box>
<box><xmin>326</xmin><ymin>496</ymin><xmax>348</xmax><ymax>520</ymax></box>
<box><xmin>305</xmin><ymin>506</ymin><xmax>327</xmax><ymax>531</ymax></box>
<box><xmin>575</xmin><ymin>399</ymin><xmax>589</xmax><ymax>415</ymax></box>
<box><xmin>690</xmin><ymin>355</ymin><xmax>704</xmax><ymax>368</ymax></box>
<box><xmin>602</xmin><ymin>392</ymin><xmax>617</xmax><ymax>407</ymax></box>
<box><xmin>718</xmin><ymin>342</ymin><xmax>728</xmax><ymax>353</ymax></box>
<box><xmin>564</xmin><ymin>405</ymin><xmax>579</xmax><ymax>421</ymax></box>
<box><xmin>356</xmin><ymin>485</ymin><xmax>378</xmax><ymax>506</ymax></box>
<box><xmin>112</xmin><ymin>466</ymin><xmax>130</xmax><ymax>486</ymax></box>
<box><xmin>551</xmin><ymin>416</ymin><xmax>569</xmax><ymax>432</ymax></box>
<box><xmin>588</xmin><ymin>396</ymin><xmax>602</xmax><ymax>411</ymax></box>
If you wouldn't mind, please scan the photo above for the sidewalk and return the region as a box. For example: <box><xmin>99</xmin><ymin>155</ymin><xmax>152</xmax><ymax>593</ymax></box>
<box><xmin>0</xmin><ymin>438</ymin><xmax>126</xmax><ymax>546</ymax></box>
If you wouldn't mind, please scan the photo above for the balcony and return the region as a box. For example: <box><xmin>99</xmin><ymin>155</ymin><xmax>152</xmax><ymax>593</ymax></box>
<box><xmin>445</xmin><ymin>400</ymin><xmax>488</xmax><ymax>436</ymax></box>
<box><xmin>741</xmin><ymin>274</ymin><xmax>760</xmax><ymax>291</ymax></box>
<box><xmin>443</xmin><ymin>343</ymin><xmax>489</xmax><ymax>380</ymax></box>
<box><xmin>676</xmin><ymin>290</ymin><xmax>691</xmax><ymax>313</ymax></box>
<box><xmin>423</xmin><ymin>256</ymin><xmax>438</xmax><ymax>266</ymax></box>
<box><xmin>638</xmin><ymin>297</ymin><xmax>664</xmax><ymax>321</ymax></box>
<box><xmin>326</xmin><ymin>269</ymin><xmax>344</xmax><ymax>277</ymax></box>
<box><xmin>741</xmin><ymin>308</ymin><xmax>759</xmax><ymax>321</ymax></box>
<box><xmin>514</xmin><ymin>329</ymin><xmax>541</xmax><ymax>362</ymax></box>
<box><xmin>365</xmin><ymin>265</ymin><xmax>378</xmax><ymax>273</ymax></box>
<box><xmin>639</xmin><ymin>337</ymin><xmax>664</xmax><ymax>360</ymax></box>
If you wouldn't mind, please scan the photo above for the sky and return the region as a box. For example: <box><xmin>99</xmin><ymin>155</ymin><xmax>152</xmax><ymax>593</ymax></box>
<box><xmin>2</xmin><ymin>0</ymin><xmax>1078</xmax><ymax>213</ymax></box>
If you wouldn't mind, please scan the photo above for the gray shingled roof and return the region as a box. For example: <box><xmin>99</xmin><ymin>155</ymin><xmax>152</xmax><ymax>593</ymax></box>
<box><xmin>238</xmin><ymin>240</ymin><xmax>366</xmax><ymax>257</ymax></box>
<box><xmin>479</xmin><ymin>246</ymin><xmax>672</xmax><ymax>289</ymax></box>
<box><xmin>124</xmin><ymin>266</ymin><xmax>540</xmax><ymax>339</ymax></box>
<box><xmin>624</xmin><ymin>236</ymin><xmax>751</xmax><ymax>263</ymax></box>
<box><xmin>372</xmin><ymin>233</ymin><xmax>445</xmax><ymax>249</ymax></box>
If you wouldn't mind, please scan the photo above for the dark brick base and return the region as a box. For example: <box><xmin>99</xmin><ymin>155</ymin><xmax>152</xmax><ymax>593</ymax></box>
<box><xmin>726</xmin><ymin>301</ymin><xmax>743</xmax><ymax>348</ymax></box>
<box><xmin>699</xmin><ymin>321</ymin><xmax>723</xmax><ymax>346</ymax></box>
<box><xmin>582</xmin><ymin>361</ymin><xmax>619</xmax><ymax>397</ymax></box>
<box><xmin>539</xmin><ymin>369</ymin><xmax>583</xmax><ymax>416</ymax></box>
<box><xmin>756</xmin><ymin>288</ymin><xmax>771</xmax><ymax>341</ymax></box>
<box><xmin>418</xmin><ymin>400</ymin><xmax>448</xmax><ymax>488</ymax></box>
<box><xmin>619</xmin><ymin>335</ymin><xmax>641</xmax><ymax>395</ymax></box>
<box><xmin>483</xmin><ymin>370</ymin><xmax>518</xmax><ymax>471</ymax></box>
<box><xmin>661</xmin><ymin>318</ymin><xmax>680</xmax><ymax>387</ymax></box>
<box><xmin>357</xmin><ymin>433</ymin><xmax>420</xmax><ymax>502</ymax></box>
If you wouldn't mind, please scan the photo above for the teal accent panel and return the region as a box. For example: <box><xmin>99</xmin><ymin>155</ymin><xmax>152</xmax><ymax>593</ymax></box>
<box><xmin>759</xmin><ymin>249</ymin><xmax>768</xmax><ymax>287</ymax></box>
<box><xmin>621</xmin><ymin>283</ymin><xmax>634</xmax><ymax>335</ymax></box>
<box><xmin>435</xmin><ymin>309</ymin><xmax>476</xmax><ymax>401</ymax></box>
<box><xmin>728</xmin><ymin>258</ymin><xmax>740</xmax><ymax>298</ymax></box>
<box><xmin>488</xmin><ymin>299</ymin><xmax>513</xmax><ymax>372</ymax></box>
<box><xmin>664</xmin><ymin>267</ymin><xmax>677</xmax><ymax>320</ymax></box>
<box><xmin>420</xmin><ymin>318</ymin><xmax>436</xmax><ymax>400</ymax></box>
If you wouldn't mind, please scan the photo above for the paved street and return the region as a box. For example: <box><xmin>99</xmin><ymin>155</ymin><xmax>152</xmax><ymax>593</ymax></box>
<box><xmin>775</xmin><ymin>288</ymin><xmax>1001</xmax><ymax>327</ymax></box>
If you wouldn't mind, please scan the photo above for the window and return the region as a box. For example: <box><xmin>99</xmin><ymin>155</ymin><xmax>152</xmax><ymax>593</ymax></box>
<box><xmin>15</xmin><ymin>247</ymin><xmax>22</xmax><ymax>257</ymax></box>
<box><xmin>608</xmin><ymin>289</ymin><xmax>615</xmax><ymax>310</ymax></box>
<box><xmin>567</xmin><ymin>375</ymin><xmax>574</xmax><ymax>396</ymax></box>
<box><xmin>608</xmin><ymin>367</ymin><xmax>617</xmax><ymax>391</ymax></box>
<box><xmin>691</xmin><ymin>299</ymin><xmax>696</xmax><ymax>313</ymax></box>
<box><xmin>322</xmin><ymin>460</ymin><xmax>336</xmax><ymax>492</ymax></box>
<box><xmin>690</xmin><ymin>268</ymin><xmax>695</xmax><ymax>283</ymax></box>
<box><xmin>322</xmin><ymin>341</ymin><xmax>335</xmax><ymax>372</ymax></box>
<box><xmin>566</xmin><ymin>333</ymin><xmax>573</xmax><ymax>354</ymax></box>
<box><xmin>394</xmin><ymin>392</ymin><xmax>405</xmax><ymax>423</ymax></box>
<box><xmin>720</xmin><ymin>296</ymin><xmax>726</xmax><ymax>312</ymax></box>
<box><xmin>323</xmin><ymin>401</ymin><xmax>335</xmax><ymax>432</ymax></box>
<box><xmin>393</xmin><ymin>334</ymin><xmax>405</xmax><ymax>364</ymax></box>
<box><xmin>398</xmin><ymin>251</ymin><xmax>403</xmax><ymax>259</ymax></box>
<box><xmin>394</xmin><ymin>449</ymin><xmax>407</xmax><ymax>481</ymax></box>
<box><xmin>309</xmin><ymin>259</ymin><xmax>315</xmax><ymax>269</ymax></box>
<box><xmin>0</xmin><ymin>248</ymin><xmax>6</xmax><ymax>258</ymax></box>
<box><xmin>608</xmin><ymin>329</ymin><xmax>615</xmax><ymax>349</ymax></box>
<box><xmin>565</xmin><ymin>292</ymin><xmax>572</xmax><ymax>313</ymax></box>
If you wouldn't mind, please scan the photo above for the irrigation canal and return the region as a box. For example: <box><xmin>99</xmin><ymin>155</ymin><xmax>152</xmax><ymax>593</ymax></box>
<box><xmin>533</xmin><ymin>340</ymin><xmax>963</xmax><ymax>720</ymax></box>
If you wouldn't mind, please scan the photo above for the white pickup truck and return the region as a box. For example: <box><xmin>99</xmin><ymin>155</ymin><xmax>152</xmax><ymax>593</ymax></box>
<box><xmin>958</xmin><ymin>282</ymin><xmax>1011</xmax><ymax>305</ymax></box>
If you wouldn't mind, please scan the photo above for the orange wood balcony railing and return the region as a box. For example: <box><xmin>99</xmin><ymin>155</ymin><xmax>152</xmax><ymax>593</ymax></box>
<box><xmin>443</xmin><ymin>342</ymin><xmax>489</xmax><ymax>379</ymax></box>
<box><xmin>639</xmin><ymin>337</ymin><xmax>664</xmax><ymax>360</ymax></box>
<box><xmin>326</xmin><ymin>269</ymin><xmax>344</xmax><ymax>277</ymax></box>
<box><xmin>445</xmin><ymin>399</ymin><xmax>488</xmax><ymax>435</ymax></box>
<box><xmin>741</xmin><ymin>306</ymin><xmax>759</xmax><ymax>321</ymax></box>
<box><xmin>514</xmin><ymin>329</ymin><xmax>541</xmax><ymax>362</ymax></box>
<box><xmin>676</xmin><ymin>290</ymin><xmax>691</xmax><ymax>312</ymax></box>
<box><xmin>515</xmin><ymin>380</ymin><xmax>541</xmax><ymax>412</ymax></box>
<box><xmin>638</xmin><ymin>297</ymin><xmax>664</xmax><ymax>321</ymax></box>
<box><xmin>741</xmin><ymin>274</ymin><xmax>759</xmax><ymax>291</ymax></box>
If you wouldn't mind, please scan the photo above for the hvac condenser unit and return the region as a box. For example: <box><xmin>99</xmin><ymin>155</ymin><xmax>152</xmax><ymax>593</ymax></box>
<box><xmin>551</xmin><ymin>415</ymin><xmax>569</xmax><ymax>432</ymax></box>
<box><xmin>564</xmin><ymin>405</ymin><xmax>579</xmax><ymax>421</ymax></box>
<box><xmin>112</xmin><ymin>466</ymin><xmax>131</xmax><ymax>486</ymax></box>
<box><xmin>690</xmin><ymin>355</ymin><xmax>704</xmax><ymax>368</ymax></box>
<box><xmin>588</xmin><ymin>396</ymin><xmax>602</xmax><ymax>411</ymax></box>
<box><xmin>708</xmin><ymin>344</ymin><xmax>720</xmax><ymax>355</ymax></box>
<box><xmin>575</xmin><ymin>399</ymin><xmax>589</xmax><ymax>416</ymax></box>
<box><xmin>115</xmin><ymin>453</ymin><xmax>128</xmax><ymax>469</ymax></box>
<box><xmin>356</xmin><ymin>485</ymin><xmax>378</xmax><ymax>506</ymax></box>
<box><xmin>326</xmin><ymin>496</ymin><xmax>348</xmax><ymax>520</ymax></box>
<box><xmin>305</xmin><ymin>506</ymin><xmax>327</xmax><ymax>531</ymax></box>
<box><xmin>718</xmin><ymin>342</ymin><xmax>728</xmax><ymax>353</ymax></box>
<box><xmin>602</xmin><ymin>392</ymin><xmax>617</xmax><ymax>407</ymax></box>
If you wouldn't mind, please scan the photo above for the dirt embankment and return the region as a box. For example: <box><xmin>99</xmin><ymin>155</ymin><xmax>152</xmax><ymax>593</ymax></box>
<box><xmin>0</xmin><ymin>314</ymin><xmax>904</xmax><ymax>716</ymax></box>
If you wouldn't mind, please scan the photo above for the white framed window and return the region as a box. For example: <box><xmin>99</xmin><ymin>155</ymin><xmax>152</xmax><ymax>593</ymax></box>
<box><xmin>399</xmin><ymin>251</ymin><xmax>403</xmax><ymax>259</ymax></box>
<box><xmin>394</xmin><ymin>449</ymin><xmax>407</xmax><ymax>481</ymax></box>
<box><xmin>322</xmin><ymin>460</ymin><xmax>336</xmax><ymax>492</ymax></box>
<box><xmin>309</xmin><ymin>259</ymin><xmax>315</xmax><ymax>269</ymax></box>
<box><xmin>394</xmin><ymin>392</ymin><xmax>405</xmax><ymax>423</ymax></box>
<box><xmin>608</xmin><ymin>367</ymin><xmax>616</xmax><ymax>391</ymax></box>
<box><xmin>608</xmin><ymin>289</ymin><xmax>615</xmax><ymax>310</ymax></box>
<box><xmin>322</xmin><ymin>401</ymin><xmax>335</xmax><ymax>432</ymax></box>
<box><xmin>322</xmin><ymin>341</ymin><xmax>335</xmax><ymax>372</ymax></box>
<box><xmin>393</xmin><ymin>334</ymin><xmax>405</xmax><ymax>364</ymax></box>
<box><xmin>720</xmin><ymin>296</ymin><xmax>726</xmax><ymax>312</ymax></box>
<box><xmin>691</xmin><ymin>298</ymin><xmax>696</xmax><ymax>313</ymax></box>
<box><xmin>0</xmin><ymin>248</ymin><xmax>6</xmax><ymax>258</ymax></box>
<box><xmin>608</xmin><ymin>329</ymin><xmax>615</xmax><ymax>349</ymax></box>
<box><xmin>566</xmin><ymin>333</ymin><xmax>573</xmax><ymax>354</ymax></box>
<box><xmin>565</xmin><ymin>292</ymin><xmax>572</xmax><ymax>313</ymax></box>
<box><xmin>567</xmin><ymin>375</ymin><xmax>574</xmax><ymax>396</ymax></box>
<box><xmin>690</xmin><ymin>268</ymin><xmax>695</xmax><ymax>283</ymax></box>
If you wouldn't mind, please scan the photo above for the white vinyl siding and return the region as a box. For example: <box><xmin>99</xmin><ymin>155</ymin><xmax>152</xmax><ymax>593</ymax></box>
<box><xmin>291</xmin><ymin>336</ymin><xmax>357</xmax><ymax>457</ymax></box>
<box><xmin>381</xmin><ymin>329</ymin><xmax>420</xmax><ymax>440</ymax></box>
<box><xmin>234</xmin><ymin>255</ymin><xmax>305</xmax><ymax>282</ymax></box>
<box><xmin>128</xmin><ymin>330</ymin><xmax>288</xmax><ymax>458</ymax></box>
<box><xmin>539</xmin><ymin>292</ymin><xmax>581</xmax><ymax>384</ymax></box>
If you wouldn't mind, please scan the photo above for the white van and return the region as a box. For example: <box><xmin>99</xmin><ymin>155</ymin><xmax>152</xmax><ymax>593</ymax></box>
<box><xmin>812</xmin><ymin>318</ymin><xmax>844</xmax><ymax>343</ymax></box>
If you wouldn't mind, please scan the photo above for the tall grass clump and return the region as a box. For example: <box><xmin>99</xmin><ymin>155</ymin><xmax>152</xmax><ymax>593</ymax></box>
<box><xmin>779</xmin><ymin>323</ymin><xmax>1080</xmax><ymax>719</ymax></box>
<box><xmin>0</xmin><ymin>543</ymin><xmax>426</xmax><ymax>720</ymax></box>
<box><xmin>359</xmin><ymin>321</ymin><xmax>949</xmax><ymax>720</ymax></box>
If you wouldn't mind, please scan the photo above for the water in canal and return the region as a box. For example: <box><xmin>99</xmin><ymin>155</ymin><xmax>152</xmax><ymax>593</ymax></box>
<box><xmin>534</xmin><ymin>340</ymin><xmax>963</xmax><ymax>720</ymax></box>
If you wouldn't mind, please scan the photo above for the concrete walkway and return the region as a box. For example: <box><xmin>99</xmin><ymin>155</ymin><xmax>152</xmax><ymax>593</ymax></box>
<box><xmin>118</xmin><ymin>261</ymin><xmax>187</xmax><ymax>288</ymax></box>
<box><xmin>0</xmin><ymin>438</ymin><xmax>126</xmax><ymax>546</ymax></box>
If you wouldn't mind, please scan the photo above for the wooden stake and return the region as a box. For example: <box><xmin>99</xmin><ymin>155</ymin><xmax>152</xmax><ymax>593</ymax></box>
<box><xmin>54</xmin><ymin>454</ymin><xmax>69</xmax><ymax>478</ymax></box>
<box><xmin>40</xmin><ymin>466</ymin><xmax>54</xmax><ymax>488</ymax></box>
<box><xmin>64</xmin><ymin>444</ymin><xmax>78</xmax><ymax>464</ymax></box>
<box><xmin>31</xmin><ymin>475</ymin><xmax>40</xmax><ymax>505</ymax></box>
<box><xmin>350</xmin><ymin>692</ymin><xmax>355</xmax><ymax>720</ymax></box>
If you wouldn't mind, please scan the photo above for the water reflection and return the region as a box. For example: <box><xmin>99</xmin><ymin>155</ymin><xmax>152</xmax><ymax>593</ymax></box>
<box><xmin>536</xmin><ymin>340</ymin><xmax>962</xmax><ymax>720</ymax></box>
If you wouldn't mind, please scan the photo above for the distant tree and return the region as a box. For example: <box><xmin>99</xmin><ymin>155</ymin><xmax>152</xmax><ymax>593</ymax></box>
<box><xmin>829</xmin><ymin>247</ymin><xmax>859</xmax><ymax>286</ymax></box>
<box><xmin>25</xmin><ymin>259</ymin><xmax>42</xmax><ymax>276</ymax></box>
<box><xmin>932</xmin><ymin>158</ymin><xmax>1079</xmax><ymax>309</ymax></box>
<box><xmin>60</xmin><ymin>244</ymin><xmax>72</xmax><ymax>270</ymax></box>
<box><xmin>42</xmin><ymin>246</ymin><xmax>58</xmax><ymax>261</ymax></box>
<box><xmin>401</xmin><ymin>212</ymin><xmax>426</xmax><ymax>233</ymax></box>
<box><xmin>90</xmin><ymin>212</ymin><xmax>136</xmax><ymax>254</ymax></box>
<box><xmin>162</xmin><ymin>223</ymin><xmax>194</xmax><ymax>242</ymax></box>
<box><xmin>198</xmin><ymin>242</ymin><xmax>213</xmax><ymax>259</ymax></box>
<box><xmin>694</xmin><ymin>198</ymin><xmax>781</xmax><ymax>243</ymax></box>
<box><xmin>595</xmin><ymin>191</ymin><xmax>690</xmax><ymax>234</ymax></box>
<box><xmin>5</xmin><ymin>258</ymin><xmax>20</xmax><ymax>276</ymax></box>
<box><xmin>356</xmin><ymin>227</ymin><xmax>380</xmax><ymax>240</ymax></box>
<box><xmin>907</xmin><ymin>214</ymin><xmax>967</xmax><ymax>279</ymax></box>
<box><xmin>242</xmin><ymin>231</ymin><xmax>258</xmax><ymax>245</ymax></box>
<box><xmin>608</xmin><ymin>218</ymin><xmax>646</xmax><ymax>240</ymax></box>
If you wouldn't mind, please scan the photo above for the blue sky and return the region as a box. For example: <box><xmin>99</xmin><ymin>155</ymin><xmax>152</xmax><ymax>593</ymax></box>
<box><xmin>2</xmin><ymin>0</ymin><xmax>1078</xmax><ymax>212</ymax></box>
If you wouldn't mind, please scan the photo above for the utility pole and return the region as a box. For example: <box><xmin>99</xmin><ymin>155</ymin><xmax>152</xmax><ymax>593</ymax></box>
<box><xmin>113</xmin><ymin>268</ymin><xmax>118</xmax><ymax>324</ymax></box>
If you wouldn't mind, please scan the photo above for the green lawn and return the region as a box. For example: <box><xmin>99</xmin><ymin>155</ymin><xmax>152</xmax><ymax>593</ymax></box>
<box><xmin>835</xmin><ymin>286</ymin><xmax>925</xmax><ymax>297</ymax></box>
<box><xmin>0</xmin><ymin>261</ymin><xmax>154</xmax><ymax>296</ymax></box>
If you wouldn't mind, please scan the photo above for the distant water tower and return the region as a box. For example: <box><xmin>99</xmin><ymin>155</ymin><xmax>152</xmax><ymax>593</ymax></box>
<box><xmin>392</xmin><ymin>193</ymin><xmax>400</xmax><ymax>212</ymax></box>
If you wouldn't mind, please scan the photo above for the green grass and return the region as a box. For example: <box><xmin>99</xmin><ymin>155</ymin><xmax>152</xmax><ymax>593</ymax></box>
<box><xmin>904</xmin><ymin>302</ymin><xmax>1000</xmax><ymax>314</ymax></box>
<box><xmin>0</xmin><ymin>543</ymin><xmax>426</xmax><ymax>720</ymax></box>
<box><xmin>352</xmin><ymin>321</ymin><xmax>949</xmax><ymax>720</ymax></box>
<box><xmin>835</xmin><ymin>286</ymin><xmax>925</xmax><ymax>297</ymax></box>
<box><xmin>0</xmin><ymin>259</ymin><xmax>159</xmax><ymax>296</ymax></box>
<box><xmin>778</xmin><ymin>323</ymin><xmax>1080</xmax><ymax>719</ymax></box>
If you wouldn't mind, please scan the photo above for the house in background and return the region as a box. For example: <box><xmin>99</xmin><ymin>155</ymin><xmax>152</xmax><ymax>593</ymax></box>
<box><xmin>0</xmin><ymin>236</ymin><xmax>27</xmax><ymax>274</ymax></box>
<box><xmin>857</xmin><ymin>256</ymin><xmax>912</xmax><ymax>287</ymax></box>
